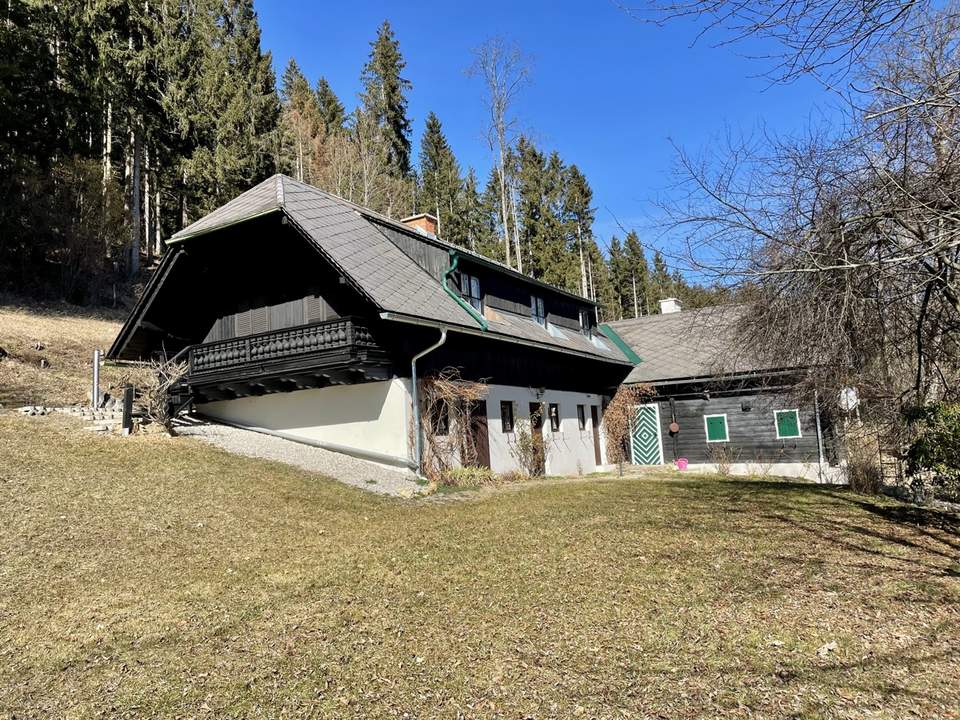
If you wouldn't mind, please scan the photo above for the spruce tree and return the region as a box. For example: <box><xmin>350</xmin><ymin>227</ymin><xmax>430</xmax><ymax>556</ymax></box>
<box><xmin>315</xmin><ymin>77</ymin><xmax>346</xmax><ymax>135</ymax></box>
<box><xmin>279</xmin><ymin>58</ymin><xmax>321</xmax><ymax>182</ymax></box>
<box><xmin>650</xmin><ymin>250</ymin><xmax>673</xmax><ymax>311</ymax></box>
<box><xmin>477</xmin><ymin>168</ymin><xmax>508</xmax><ymax>263</ymax></box>
<box><xmin>623</xmin><ymin>231</ymin><xmax>651</xmax><ymax>316</ymax></box>
<box><xmin>360</xmin><ymin>20</ymin><xmax>412</xmax><ymax>176</ymax></box>
<box><xmin>585</xmin><ymin>239</ymin><xmax>619</xmax><ymax>322</ymax></box>
<box><xmin>461</xmin><ymin>168</ymin><xmax>495</xmax><ymax>252</ymax></box>
<box><xmin>181</xmin><ymin>0</ymin><xmax>279</xmax><ymax>217</ymax></box>
<box><xmin>563</xmin><ymin>165</ymin><xmax>595</xmax><ymax>298</ymax></box>
<box><xmin>607</xmin><ymin>236</ymin><xmax>628</xmax><ymax>320</ymax></box>
<box><xmin>418</xmin><ymin>112</ymin><xmax>462</xmax><ymax>240</ymax></box>
<box><xmin>516</xmin><ymin>138</ymin><xmax>575</xmax><ymax>289</ymax></box>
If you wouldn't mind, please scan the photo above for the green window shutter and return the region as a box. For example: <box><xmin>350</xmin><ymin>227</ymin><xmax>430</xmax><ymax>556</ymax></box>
<box><xmin>776</xmin><ymin>410</ymin><xmax>801</xmax><ymax>438</ymax></box>
<box><xmin>705</xmin><ymin>415</ymin><xmax>728</xmax><ymax>442</ymax></box>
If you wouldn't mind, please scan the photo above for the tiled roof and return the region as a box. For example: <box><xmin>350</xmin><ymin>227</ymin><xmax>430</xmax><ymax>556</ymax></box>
<box><xmin>607</xmin><ymin>305</ymin><xmax>783</xmax><ymax>383</ymax></box>
<box><xmin>167</xmin><ymin>175</ymin><xmax>631</xmax><ymax>365</ymax></box>
<box><xmin>172</xmin><ymin>176</ymin><xmax>282</xmax><ymax>240</ymax></box>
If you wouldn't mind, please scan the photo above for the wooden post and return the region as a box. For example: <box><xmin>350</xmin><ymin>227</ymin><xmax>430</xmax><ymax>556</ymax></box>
<box><xmin>121</xmin><ymin>385</ymin><xmax>134</xmax><ymax>436</ymax></box>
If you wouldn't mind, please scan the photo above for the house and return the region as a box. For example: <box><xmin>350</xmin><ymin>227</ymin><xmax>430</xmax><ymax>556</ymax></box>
<box><xmin>605</xmin><ymin>300</ymin><xmax>842</xmax><ymax>482</ymax></box>
<box><xmin>108</xmin><ymin>175</ymin><xmax>637</xmax><ymax>476</ymax></box>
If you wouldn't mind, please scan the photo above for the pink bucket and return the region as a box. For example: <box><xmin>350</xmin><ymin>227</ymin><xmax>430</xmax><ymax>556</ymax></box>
<box><xmin>675</xmin><ymin>458</ymin><xmax>689</xmax><ymax>471</ymax></box>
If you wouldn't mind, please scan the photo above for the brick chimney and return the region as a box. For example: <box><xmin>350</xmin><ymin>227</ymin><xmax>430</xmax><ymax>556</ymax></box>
<box><xmin>659</xmin><ymin>297</ymin><xmax>682</xmax><ymax>314</ymax></box>
<box><xmin>400</xmin><ymin>213</ymin><xmax>439</xmax><ymax>236</ymax></box>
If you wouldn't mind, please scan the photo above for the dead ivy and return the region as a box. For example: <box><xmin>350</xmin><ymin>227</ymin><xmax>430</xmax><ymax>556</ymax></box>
<box><xmin>137</xmin><ymin>359</ymin><xmax>188</xmax><ymax>435</ymax></box>
<box><xmin>602</xmin><ymin>384</ymin><xmax>655</xmax><ymax>464</ymax></box>
<box><xmin>418</xmin><ymin>367</ymin><xmax>489</xmax><ymax>482</ymax></box>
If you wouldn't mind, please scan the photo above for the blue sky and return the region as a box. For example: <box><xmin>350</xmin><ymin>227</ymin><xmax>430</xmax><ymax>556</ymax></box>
<box><xmin>255</xmin><ymin>0</ymin><xmax>834</xmax><ymax>259</ymax></box>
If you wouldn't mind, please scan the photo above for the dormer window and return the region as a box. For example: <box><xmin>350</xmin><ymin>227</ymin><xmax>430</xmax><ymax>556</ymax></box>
<box><xmin>459</xmin><ymin>272</ymin><xmax>482</xmax><ymax>312</ymax></box>
<box><xmin>530</xmin><ymin>295</ymin><xmax>546</xmax><ymax>326</ymax></box>
<box><xmin>579</xmin><ymin>309</ymin><xmax>591</xmax><ymax>333</ymax></box>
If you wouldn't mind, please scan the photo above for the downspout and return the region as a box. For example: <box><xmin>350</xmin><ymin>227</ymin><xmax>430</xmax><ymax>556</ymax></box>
<box><xmin>442</xmin><ymin>249</ymin><xmax>488</xmax><ymax>330</ymax></box>
<box><xmin>412</xmin><ymin>327</ymin><xmax>448</xmax><ymax>476</ymax></box>
<box><xmin>814</xmin><ymin>389</ymin><xmax>826</xmax><ymax>483</ymax></box>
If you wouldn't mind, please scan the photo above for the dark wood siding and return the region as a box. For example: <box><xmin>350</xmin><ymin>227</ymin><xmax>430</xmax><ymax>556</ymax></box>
<box><xmin>654</xmin><ymin>391</ymin><xmax>822</xmax><ymax>464</ymax></box>
<box><xmin>461</xmin><ymin>260</ymin><xmax>593</xmax><ymax>333</ymax></box>
<box><xmin>203</xmin><ymin>293</ymin><xmax>339</xmax><ymax>343</ymax></box>
<box><xmin>374</xmin><ymin>223</ymin><xmax>449</xmax><ymax>280</ymax></box>
<box><xmin>369</xmin><ymin>220</ymin><xmax>596</xmax><ymax>333</ymax></box>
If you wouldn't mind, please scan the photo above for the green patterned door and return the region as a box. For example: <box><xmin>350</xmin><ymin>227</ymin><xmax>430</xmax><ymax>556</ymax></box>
<box><xmin>631</xmin><ymin>404</ymin><xmax>664</xmax><ymax>465</ymax></box>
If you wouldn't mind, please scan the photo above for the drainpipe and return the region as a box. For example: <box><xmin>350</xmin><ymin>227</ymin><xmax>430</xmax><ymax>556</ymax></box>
<box><xmin>442</xmin><ymin>249</ymin><xmax>488</xmax><ymax>330</ymax></box>
<box><xmin>411</xmin><ymin>327</ymin><xmax>448</xmax><ymax>476</ymax></box>
<box><xmin>814</xmin><ymin>389</ymin><xmax>826</xmax><ymax>483</ymax></box>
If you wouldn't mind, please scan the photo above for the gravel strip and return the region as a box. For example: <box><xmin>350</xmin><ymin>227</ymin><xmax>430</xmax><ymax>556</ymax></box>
<box><xmin>177</xmin><ymin>421</ymin><xmax>425</xmax><ymax>498</ymax></box>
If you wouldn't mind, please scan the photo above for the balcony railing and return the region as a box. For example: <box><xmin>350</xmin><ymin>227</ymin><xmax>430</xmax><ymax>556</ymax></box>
<box><xmin>188</xmin><ymin>316</ymin><xmax>381</xmax><ymax>378</ymax></box>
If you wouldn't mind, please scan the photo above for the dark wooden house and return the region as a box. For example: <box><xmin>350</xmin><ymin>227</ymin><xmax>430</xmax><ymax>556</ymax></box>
<box><xmin>109</xmin><ymin>175</ymin><xmax>635</xmax><ymax>475</ymax></box>
<box><xmin>606</xmin><ymin>301</ymin><xmax>841</xmax><ymax>482</ymax></box>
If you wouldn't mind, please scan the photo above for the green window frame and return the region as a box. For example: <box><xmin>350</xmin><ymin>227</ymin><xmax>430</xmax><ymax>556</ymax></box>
<box><xmin>774</xmin><ymin>409</ymin><xmax>802</xmax><ymax>439</ymax></box>
<box><xmin>704</xmin><ymin>413</ymin><xmax>729</xmax><ymax>443</ymax></box>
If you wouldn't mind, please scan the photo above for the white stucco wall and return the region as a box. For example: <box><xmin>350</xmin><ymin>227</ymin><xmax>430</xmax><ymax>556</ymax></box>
<box><xmin>483</xmin><ymin>384</ymin><xmax>609</xmax><ymax>476</ymax></box>
<box><xmin>196</xmin><ymin>378</ymin><xmax>412</xmax><ymax>464</ymax></box>
<box><xmin>196</xmin><ymin>378</ymin><xmax>610</xmax><ymax>478</ymax></box>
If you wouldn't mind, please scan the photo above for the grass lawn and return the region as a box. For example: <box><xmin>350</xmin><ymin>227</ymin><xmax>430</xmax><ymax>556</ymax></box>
<box><xmin>1</xmin><ymin>414</ymin><xmax>958</xmax><ymax>718</ymax></box>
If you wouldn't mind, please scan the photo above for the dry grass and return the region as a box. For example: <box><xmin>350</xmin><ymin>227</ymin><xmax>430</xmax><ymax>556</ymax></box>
<box><xmin>0</xmin><ymin>301</ymin><xmax>148</xmax><ymax>407</ymax></box>
<box><xmin>1</xmin><ymin>413</ymin><xmax>958</xmax><ymax>719</ymax></box>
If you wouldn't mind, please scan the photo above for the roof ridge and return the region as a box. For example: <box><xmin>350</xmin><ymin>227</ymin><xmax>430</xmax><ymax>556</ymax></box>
<box><xmin>275</xmin><ymin>174</ymin><xmax>285</xmax><ymax>207</ymax></box>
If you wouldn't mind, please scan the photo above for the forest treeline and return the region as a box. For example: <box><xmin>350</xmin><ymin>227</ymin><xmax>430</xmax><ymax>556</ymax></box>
<box><xmin>0</xmin><ymin>0</ymin><xmax>726</xmax><ymax>318</ymax></box>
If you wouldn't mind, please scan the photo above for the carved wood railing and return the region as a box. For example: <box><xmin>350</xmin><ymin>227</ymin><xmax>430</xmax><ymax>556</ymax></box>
<box><xmin>188</xmin><ymin>317</ymin><xmax>379</xmax><ymax>377</ymax></box>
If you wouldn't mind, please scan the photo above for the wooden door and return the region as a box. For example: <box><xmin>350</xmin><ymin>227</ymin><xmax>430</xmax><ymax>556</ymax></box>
<box><xmin>468</xmin><ymin>401</ymin><xmax>491</xmax><ymax>468</ymax></box>
<box><xmin>591</xmin><ymin>405</ymin><xmax>602</xmax><ymax>465</ymax></box>
<box><xmin>631</xmin><ymin>403</ymin><xmax>664</xmax><ymax>465</ymax></box>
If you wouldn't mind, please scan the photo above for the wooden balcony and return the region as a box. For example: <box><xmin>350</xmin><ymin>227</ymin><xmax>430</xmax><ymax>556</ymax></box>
<box><xmin>184</xmin><ymin>317</ymin><xmax>392</xmax><ymax>402</ymax></box>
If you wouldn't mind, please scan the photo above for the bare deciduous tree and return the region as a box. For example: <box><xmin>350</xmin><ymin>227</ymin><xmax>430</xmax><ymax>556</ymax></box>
<box><xmin>468</xmin><ymin>37</ymin><xmax>531</xmax><ymax>271</ymax></box>
<box><xmin>624</xmin><ymin>0</ymin><xmax>940</xmax><ymax>83</ymax></box>
<box><xmin>661</xmin><ymin>7</ymin><xmax>960</xmax><ymax>446</ymax></box>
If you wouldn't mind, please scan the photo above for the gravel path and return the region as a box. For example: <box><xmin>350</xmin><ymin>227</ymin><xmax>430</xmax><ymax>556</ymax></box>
<box><xmin>177</xmin><ymin>421</ymin><xmax>426</xmax><ymax>498</ymax></box>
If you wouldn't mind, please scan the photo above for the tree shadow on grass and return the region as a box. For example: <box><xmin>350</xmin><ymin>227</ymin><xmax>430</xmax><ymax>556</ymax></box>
<box><xmin>667</xmin><ymin>478</ymin><xmax>960</xmax><ymax>576</ymax></box>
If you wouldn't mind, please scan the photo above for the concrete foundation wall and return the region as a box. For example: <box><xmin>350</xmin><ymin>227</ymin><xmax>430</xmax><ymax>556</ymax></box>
<box><xmin>197</xmin><ymin>378</ymin><xmax>412</xmax><ymax>465</ymax></box>
<box><xmin>681</xmin><ymin>461</ymin><xmax>846</xmax><ymax>484</ymax></box>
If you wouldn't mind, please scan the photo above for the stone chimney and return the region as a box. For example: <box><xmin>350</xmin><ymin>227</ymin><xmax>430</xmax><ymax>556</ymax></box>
<box><xmin>400</xmin><ymin>213</ymin><xmax>439</xmax><ymax>236</ymax></box>
<box><xmin>659</xmin><ymin>297</ymin><xmax>682</xmax><ymax>314</ymax></box>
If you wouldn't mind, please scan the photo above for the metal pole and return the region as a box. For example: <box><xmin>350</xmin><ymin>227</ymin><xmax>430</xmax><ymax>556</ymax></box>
<box><xmin>92</xmin><ymin>349</ymin><xmax>101</xmax><ymax>410</ymax></box>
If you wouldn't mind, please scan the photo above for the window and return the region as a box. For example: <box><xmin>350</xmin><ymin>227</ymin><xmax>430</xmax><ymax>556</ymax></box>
<box><xmin>530</xmin><ymin>294</ymin><xmax>546</xmax><ymax>326</ymax></box>
<box><xmin>459</xmin><ymin>271</ymin><xmax>482</xmax><ymax>312</ymax></box>
<box><xmin>430</xmin><ymin>398</ymin><xmax>450</xmax><ymax>437</ymax></box>
<box><xmin>704</xmin><ymin>414</ymin><xmax>729</xmax><ymax>443</ymax></box>
<box><xmin>774</xmin><ymin>409</ymin><xmax>802</xmax><ymax>439</ymax></box>
<box><xmin>548</xmin><ymin>403</ymin><xmax>560</xmax><ymax>432</ymax></box>
<box><xmin>577</xmin><ymin>404</ymin><xmax>586</xmax><ymax>430</ymax></box>
<box><xmin>579</xmin><ymin>309</ymin><xmax>591</xmax><ymax>333</ymax></box>
<box><xmin>500</xmin><ymin>401</ymin><xmax>514</xmax><ymax>433</ymax></box>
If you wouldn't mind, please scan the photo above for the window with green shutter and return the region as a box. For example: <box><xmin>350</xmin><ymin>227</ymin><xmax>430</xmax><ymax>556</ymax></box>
<box><xmin>704</xmin><ymin>414</ymin><xmax>729</xmax><ymax>443</ymax></box>
<box><xmin>775</xmin><ymin>409</ymin><xmax>802</xmax><ymax>439</ymax></box>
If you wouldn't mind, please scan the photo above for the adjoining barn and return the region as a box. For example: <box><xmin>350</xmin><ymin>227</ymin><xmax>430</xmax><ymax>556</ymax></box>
<box><xmin>607</xmin><ymin>300</ymin><xmax>844</xmax><ymax>482</ymax></box>
<box><xmin>108</xmin><ymin>175</ymin><xmax>636</xmax><ymax>476</ymax></box>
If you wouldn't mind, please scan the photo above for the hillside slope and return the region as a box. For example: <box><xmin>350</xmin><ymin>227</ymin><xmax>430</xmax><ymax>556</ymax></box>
<box><xmin>0</xmin><ymin>302</ymin><xmax>142</xmax><ymax>407</ymax></box>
